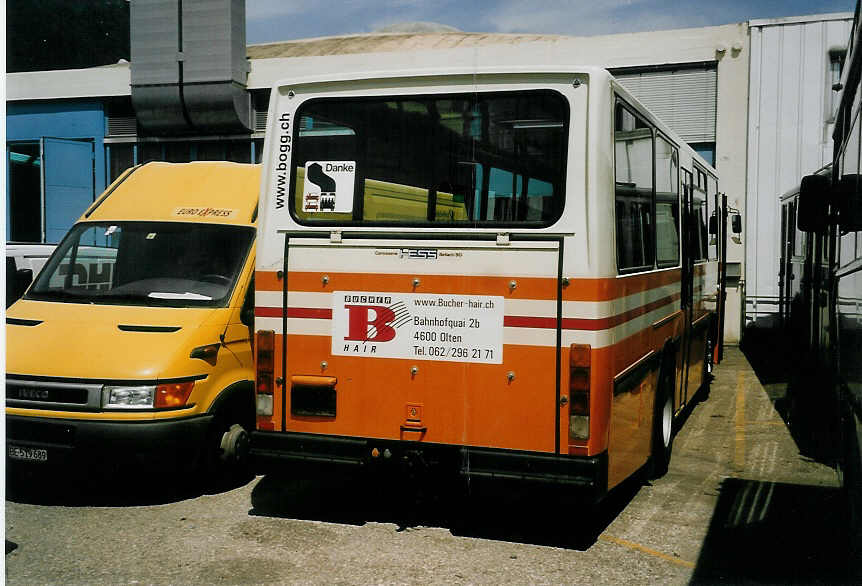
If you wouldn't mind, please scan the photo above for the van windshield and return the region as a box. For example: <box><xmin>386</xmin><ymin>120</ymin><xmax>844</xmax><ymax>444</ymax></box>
<box><xmin>27</xmin><ymin>222</ymin><xmax>254</xmax><ymax>308</ymax></box>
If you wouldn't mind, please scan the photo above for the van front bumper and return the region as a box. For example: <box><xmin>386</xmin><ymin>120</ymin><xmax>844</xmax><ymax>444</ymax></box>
<box><xmin>6</xmin><ymin>413</ymin><xmax>213</xmax><ymax>468</ymax></box>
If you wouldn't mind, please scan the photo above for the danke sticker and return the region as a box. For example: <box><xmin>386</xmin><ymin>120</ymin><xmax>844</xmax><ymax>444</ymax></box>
<box><xmin>302</xmin><ymin>161</ymin><xmax>355</xmax><ymax>213</ymax></box>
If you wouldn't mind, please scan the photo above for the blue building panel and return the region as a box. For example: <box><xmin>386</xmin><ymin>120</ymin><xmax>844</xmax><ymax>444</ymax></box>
<box><xmin>7</xmin><ymin>101</ymin><xmax>108</xmax><ymax>242</ymax></box>
<box><xmin>43</xmin><ymin>138</ymin><xmax>95</xmax><ymax>243</ymax></box>
<box><xmin>7</xmin><ymin>102</ymin><xmax>105</xmax><ymax>142</ymax></box>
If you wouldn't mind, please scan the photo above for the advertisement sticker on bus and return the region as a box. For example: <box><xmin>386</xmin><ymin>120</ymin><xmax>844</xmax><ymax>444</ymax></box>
<box><xmin>302</xmin><ymin>161</ymin><xmax>355</xmax><ymax>213</ymax></box>
<box><xmin>331</xmin><ymin>291</ymin><xmax>503</xmax><ymax>363</ymax></box>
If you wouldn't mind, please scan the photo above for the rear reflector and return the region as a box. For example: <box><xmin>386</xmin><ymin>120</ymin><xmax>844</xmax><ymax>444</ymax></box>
<box><xmin>256</xmin><ymin>330</ymin><xmax>275</xmax><ymax>416</ymax></box>
<box><xmin>569</xmin><ymin>343</ymin><xmax>591</xmax><ymax>441</ymax></box>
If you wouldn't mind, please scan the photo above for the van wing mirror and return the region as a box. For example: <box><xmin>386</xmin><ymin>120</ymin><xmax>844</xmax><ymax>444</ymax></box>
<box><xmin>797</xmin><ymin>174</ymin><xmax>831</xmax><ymax>233</ymax></box>
<box><xmin>838</xmin><ymin>174</ymin><xmax>862</xmax><ymax>233</ymax></box>
<box><xmin>7</xmin><ymin>267</ymin><xmax>33</xmax><ymax>307</ymax></box>
<box><xmin>240</xmin><ymin>277</ymin><xmax>255</xmax><ymax>327</ymax></box>
<box><xmin>241</xmin><ymin>305</ymin><xmax>255</xmax><ymax>327</ymax></box>
<box><xmin>708</xmin><ymin>213</ymin><xmax>718</xmax><ymax>235</ymax></box>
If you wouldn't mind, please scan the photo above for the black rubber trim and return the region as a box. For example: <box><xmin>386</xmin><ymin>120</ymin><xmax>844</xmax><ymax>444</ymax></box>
<box><xmin>461</xmin><ymin>446</ymin><xmax>607</xmax><ymax>496</ymax></box>
<box><xmin>6</xmin><ymin>373</ymin><xmax>208</xmax><ymax>385</ymax></box>
<box><xmin>6</xmin><ymin>318</ymin><xmax>43</xmax><ymax>326</ymax></box>
<box><xmin>83</xmin><ymin>164</ymin><xmax>142</xmax><ymax>218</ymax></box>
<box><xmin>250</xmin><ymin>431</ymin><xmax>608</xmax><ymax>500</ymax></box>
<box><xmin>613</xmin><ymin>351</ymin><xmax>660</xmax><ymax>396</ymax></box>
<box><xmin>117</xmin><ymin>325</ymin><xmax>182</xmax><ymax>333</ymax></box>
<box><xmin>276</xmin><ymin>230</ymin><xmax>569</xmax><ymax>242</ymax></box>
<box><xmin>6</xmin><ymin>412</ymin><xmax>212</xmax><ymax>450</ymax></box>
<box><xmin>287</xmin><ymin>90</ymin><xmax>569</xmax><ymax>230</ymax></box>
<box><xmin>207</xmin><ymin>380</ymin><xmax>254</xmax><ymax>415</ymax></box>
<box><xmin>691</xmin><ymin>312</ymin><xmax>712</xmax><ymax>333</ymax></box>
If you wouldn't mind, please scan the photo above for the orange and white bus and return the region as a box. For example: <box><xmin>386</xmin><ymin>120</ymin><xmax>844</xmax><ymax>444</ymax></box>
<box><xmin>251</xmin><ymin>63</ymin><xmax>726</xmax><ymax>500</ymax></box>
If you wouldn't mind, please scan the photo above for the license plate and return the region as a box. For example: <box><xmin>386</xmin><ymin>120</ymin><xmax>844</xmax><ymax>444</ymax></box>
<box><xmin>7</xmin><ymin>445</ymin><xmax>48</xmax><ymax>462</ymax></box>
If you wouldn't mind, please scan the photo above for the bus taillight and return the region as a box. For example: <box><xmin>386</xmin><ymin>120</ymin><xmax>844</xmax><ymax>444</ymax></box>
<box><xmin>569</xmin><ymin>343</ymin><xmax>591</xmax><ymax>441</ymax></box>
<box><xmin>256</xmin><ymin>330</ymin><xmax>275</xmax><ymax>417</ymax></box>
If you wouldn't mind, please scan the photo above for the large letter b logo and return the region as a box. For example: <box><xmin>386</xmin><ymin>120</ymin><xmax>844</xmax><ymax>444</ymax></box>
<box><xmin>344</xmin><ymin>305</ymin><xmax>396</xmax><ymax>342</ymax></box>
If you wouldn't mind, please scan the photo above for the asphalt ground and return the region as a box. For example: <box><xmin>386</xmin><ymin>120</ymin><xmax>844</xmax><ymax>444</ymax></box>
<box><xmin>5</xmin><ymin>346</ymin><xmax>857</xmax><ymax>584</ymax></box>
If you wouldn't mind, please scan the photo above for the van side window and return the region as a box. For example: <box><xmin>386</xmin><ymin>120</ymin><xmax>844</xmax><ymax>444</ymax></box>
<box><xmin>615</xmin><ymin>102</ymin><xmax>655</xmax><ymax>272</ymax></box>
<box><xmin>655</xmin><ymin>135</ymin><xmax>680</xmax><ymax>268</ymax></box>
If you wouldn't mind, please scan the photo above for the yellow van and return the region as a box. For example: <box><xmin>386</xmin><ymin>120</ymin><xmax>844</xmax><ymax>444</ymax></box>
<box><xmin>6</xmin><ymin>161</ymin><xmax>259</xmax><ymax>483</ymax></box>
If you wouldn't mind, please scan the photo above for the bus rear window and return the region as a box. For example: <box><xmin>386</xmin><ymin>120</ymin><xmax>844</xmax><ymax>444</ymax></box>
<box><xmin>290</xmin><ymin>90</ymin><xmax>568</xmax><ymax>226</ymax></box>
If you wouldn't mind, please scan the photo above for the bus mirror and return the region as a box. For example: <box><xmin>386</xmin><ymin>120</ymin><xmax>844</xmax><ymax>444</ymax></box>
<box><xmin>838</xmin><ymin>174</ymin><xmax>862</xmax><ymax>232</ymax></box>
<box><xmin>708</xmin><ymin>213</ymin><xmax>718</xmax><ymax>235</ymax></box>
<box><xmin>731</xmin><ymin>213</ymin><xmax>742</xmax><ymax>234</ymax></box>
<box><xmin>797</xmin><ymin>174</ymin><xmax>830</xmax><ymax>232</ymax></box>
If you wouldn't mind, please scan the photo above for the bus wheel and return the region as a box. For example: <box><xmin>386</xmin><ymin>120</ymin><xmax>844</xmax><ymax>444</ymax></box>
<box><xmin>648</xmin><ymin>360</ymin><xmax>675</xmax><ymax>480</ymax></box>
<box><xmin>704</xmin><ymin>335</ymin><xmax>714</xmax><ymax>376</ymax></box>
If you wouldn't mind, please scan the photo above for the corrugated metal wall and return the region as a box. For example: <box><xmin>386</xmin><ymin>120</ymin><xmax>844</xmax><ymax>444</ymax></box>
<box><xmin>746</xmin><ymin>15</ymin><xmax>852</xmax><ymax>325</ymax></box>
<box><xmin>616</xmin><ymin>67</ymin><xmax>717</xmax><ymax>143</ymax></box>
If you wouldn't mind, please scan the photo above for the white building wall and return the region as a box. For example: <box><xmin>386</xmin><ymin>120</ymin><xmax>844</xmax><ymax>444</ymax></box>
<box><xmin>746</xmin><ymin>14</ymin><xmax>852</xmax><ymax>326</ymax></box>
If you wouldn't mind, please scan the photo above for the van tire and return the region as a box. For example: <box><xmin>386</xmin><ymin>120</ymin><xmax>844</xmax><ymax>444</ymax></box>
<box><xmin>203</xmin><ymin>386</ymin><xmax>254</xmax><ymax>488</ymax></box>
<box><xmin>647</xmin><ymin>353</ymin><xmax>675</xmax><ymax>480</ymax></box>
<box><xmin>205</xmin><ymin>416</ymin><xmax>251</xmax><ymax>488</ymax></box>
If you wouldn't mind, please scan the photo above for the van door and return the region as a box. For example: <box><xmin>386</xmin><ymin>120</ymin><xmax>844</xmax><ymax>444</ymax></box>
<box><xmin>282</xmin><ymin>233</ymin><xmax>562</xmax><ymax>454</ymax></box>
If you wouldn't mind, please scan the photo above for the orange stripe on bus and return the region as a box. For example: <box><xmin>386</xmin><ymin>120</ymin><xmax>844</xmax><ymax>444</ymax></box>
<box><xmin>255</xmin><ymin>269</ymin><xmax>683</xmax><ymax>302</ymax></box>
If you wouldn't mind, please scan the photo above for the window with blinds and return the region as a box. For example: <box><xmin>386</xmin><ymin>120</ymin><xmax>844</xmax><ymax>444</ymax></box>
<box><xmin>613</xmin><ymin>66</ymin><xmax>717</xmax><ymax>144</ymax></box>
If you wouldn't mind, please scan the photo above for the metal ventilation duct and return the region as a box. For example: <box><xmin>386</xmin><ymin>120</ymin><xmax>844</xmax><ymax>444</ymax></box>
<box><xmin>130</xmin><ymin>0</ymin><xmax>251</xmax><ymax>134</ymax></box>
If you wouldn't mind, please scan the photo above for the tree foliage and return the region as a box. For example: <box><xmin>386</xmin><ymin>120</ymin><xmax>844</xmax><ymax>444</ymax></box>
<box><xmin>7</xmin><ymin>0</ymin><xmax>130</xmax><ymax>72</ymax></box>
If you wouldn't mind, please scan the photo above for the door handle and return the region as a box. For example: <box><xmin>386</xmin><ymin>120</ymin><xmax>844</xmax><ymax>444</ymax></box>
<box><xmin>400</xmin><ymin>425</ymin><xmax>427</xmax><ymax>433</ymax></box>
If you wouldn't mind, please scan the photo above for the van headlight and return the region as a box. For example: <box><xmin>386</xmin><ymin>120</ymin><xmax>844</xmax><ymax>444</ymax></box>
<box><xmin>102</xmin><ymin>385</ymin><xmax>156</xmax><ymax>409</ymax></box>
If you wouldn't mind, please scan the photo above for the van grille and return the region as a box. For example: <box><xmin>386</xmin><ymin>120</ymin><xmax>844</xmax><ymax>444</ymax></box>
<box><xmin>5</xmin><ymin>379</ymin><xmax>103</xmax><ymax>410</ymax></box>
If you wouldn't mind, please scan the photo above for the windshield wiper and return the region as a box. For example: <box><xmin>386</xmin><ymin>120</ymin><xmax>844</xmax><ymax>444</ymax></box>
<box><xmin>91</xmin><ymin>291</ymin><xmax>157</xmax><ymax>303</ymax></box>
<box><xmin>26</xmin><ymin>289</ymin><xmax>93</xmax><ymax>302</ymax></box>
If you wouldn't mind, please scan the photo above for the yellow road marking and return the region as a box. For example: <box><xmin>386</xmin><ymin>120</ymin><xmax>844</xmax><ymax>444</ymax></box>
<box><xmin>599</xmin><ymin>534</ymin><xmax>696</xmax><ymax>568</ymax></box>
<box><xmin>734</xmin><ymin>371</ymin><xmax>745</xmax><ymax>470</ymax></box>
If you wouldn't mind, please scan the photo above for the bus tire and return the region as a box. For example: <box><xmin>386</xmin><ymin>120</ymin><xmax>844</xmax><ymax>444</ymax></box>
<box><xmin>648</xmin><ymin>354</ymin><xmax>675</xmax><ymax>480</ymax></box>
<box><xmin>704</xmin><ymin>328</ymin><xmax>715</xmax><ymax>377</ymax></box>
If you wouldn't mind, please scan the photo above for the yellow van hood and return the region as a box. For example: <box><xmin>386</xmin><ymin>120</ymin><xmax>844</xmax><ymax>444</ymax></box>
<box><xmin>6</xmin><ymin>300</ymin><xmax>228</xmax><ymax>381</ymax></box>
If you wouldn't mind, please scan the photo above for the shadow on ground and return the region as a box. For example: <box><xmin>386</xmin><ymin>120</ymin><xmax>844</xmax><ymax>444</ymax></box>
<box><xmin>691</xmin><ymin>477</ymin><xmax>860</xmax><ymax>583</ymax></box>
<box><xmin>5</xmin><ymin>460</ymin><xmax>253</xmax><ymax>507</ymax></box>
<box><xmin>249</xmin><ymin>467</ymin><xmax>645</xmax><ymax>551</ymax></box>
<box><xmin>741</xmin><ymin>326</ymin><xmax>841</xmax><ymax>466</ymax></box>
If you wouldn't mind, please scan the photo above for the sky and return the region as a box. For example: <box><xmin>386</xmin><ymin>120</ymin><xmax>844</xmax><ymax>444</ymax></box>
<box><xmin>246</xmin><ymin>0</ymin><xmax>855</xmax><ymax>44</ymax></box>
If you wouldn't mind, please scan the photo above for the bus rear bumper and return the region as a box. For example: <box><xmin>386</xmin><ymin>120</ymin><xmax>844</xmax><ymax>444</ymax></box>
<box><xmin>251</xmin><ymin>431</ymin><xmax>608</xmax><ymax>502</ymax></box>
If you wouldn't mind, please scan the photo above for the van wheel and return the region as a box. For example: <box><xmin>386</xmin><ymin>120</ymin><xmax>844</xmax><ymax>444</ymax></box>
<box><xmin>205</xmin><ymin>417</ymin><xmax>251</xmax><ymax>488</ymax></box>
<box><xmin>220</xmin><ymin>423</ymin><xmax>250</xmax><ymax>469</ymax></box>
<box><xmin>648</xmin><ymin>358</ymin><xmax>675</xmax><ymax>480</ymax></box>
